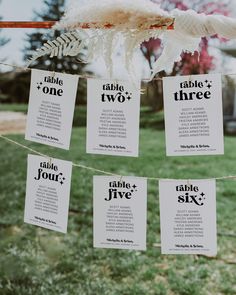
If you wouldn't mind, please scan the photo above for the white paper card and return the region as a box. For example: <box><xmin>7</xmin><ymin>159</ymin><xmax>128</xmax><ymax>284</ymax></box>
<box><xmin>24</xmin><ymin>154</ymin><xmax>72</xmax><ymax>233</ymax></box>
<box><xmin>93</xmin><ymin>176</ymin><xmax>147</xmax><ymax>250</ymax></box>
<box><xmin>25</xmin><ymin>69</ymin><xmax>78</xmax><ymax>150</ymax></box>
<box><xmin>163</xmin><ymin>74</ymin><xmax>224</xmax><ymax>156</ymax></box>
<box><xmin>159</xmin><ymin>179</ymin><xmax>217</xmax><ymax>255</ymax></box>
<box><xmin>86</xmin><ymin>79</ymin><xmax>140</xmax><ymax>157</ymax></box>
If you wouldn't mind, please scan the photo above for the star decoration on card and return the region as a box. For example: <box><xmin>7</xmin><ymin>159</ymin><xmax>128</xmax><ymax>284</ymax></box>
<box><xmin>125</xmin><ymin>92</ymin><xmax>132</xmax><ymax>100</ymax></box>
<box><xmin>130</xmin><ymin>184</ymin><xmax>137</xmax><ymax>194</ymax></box>
<box><xmin>204</xmin><ymin>80</ymin><xmax>212</xmax><ymax>89</ymax></box>
<box><xmin>198</xmin><ymin>192</ymin><xmax>206</xmax><ymax>203</ymax></box>
<box><xmin>36</xmin><ymin>82</ymin><xmax>43</xmax><ymax>90</ymax></box>
<box><xmin>59</xmin><ymin>176</ymin><xmax>66</xmax><ymax>185</ymax></box>
<box><xmin>198</xmin><ymin>192</ymin><xmax>206</xmax><ymax>204</ymax></box>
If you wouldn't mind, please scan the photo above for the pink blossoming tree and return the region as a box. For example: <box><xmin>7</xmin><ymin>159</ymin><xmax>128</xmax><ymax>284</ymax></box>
<box><xmin>141</xmin><ymin>0</ymin><xmax>231</xmax><ymax>110</ymax></box>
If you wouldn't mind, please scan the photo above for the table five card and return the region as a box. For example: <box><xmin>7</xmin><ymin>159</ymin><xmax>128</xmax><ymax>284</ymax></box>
<box><xmin>93</xmin><ymin>176</ymin><xmax>147</xmax><ymax>250</ymax></box>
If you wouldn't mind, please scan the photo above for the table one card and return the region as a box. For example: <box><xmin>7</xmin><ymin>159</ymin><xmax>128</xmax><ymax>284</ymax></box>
<box><xmin>25</xmin><ymin>69</ymin><xmax>78</xmax><ymax>150</ymax></box>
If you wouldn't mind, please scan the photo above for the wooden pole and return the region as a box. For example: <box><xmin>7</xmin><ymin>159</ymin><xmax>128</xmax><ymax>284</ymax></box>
<box><xmin>0</xmin><ymin>21</ymin><xmax>174</xmax><ymax>30</ymax></box>
<box><xmin>0</xmin><ymin>21</ymin><xmax>57</xmax><ymax>28</ymax></box>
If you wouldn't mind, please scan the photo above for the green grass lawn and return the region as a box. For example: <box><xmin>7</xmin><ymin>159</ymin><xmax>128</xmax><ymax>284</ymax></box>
<box><xmin>0</xmin><ymin>128</ymin><xmax>236</xmax><ymax>295</ymax></box>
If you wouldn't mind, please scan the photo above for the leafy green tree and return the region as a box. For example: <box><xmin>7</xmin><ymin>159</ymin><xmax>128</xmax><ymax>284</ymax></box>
<box><xmin>0</xmin><ymin>22</ymin><xmax>9</xmax><ymax>48</ymax></box>
<box><xmin>24</xmin><ymin>0</ymin><xmax>85</xmax><ymax>74</ymax></box>
<box><xmin>0</xmin><ymin>0</ymin><xmax>10</xmax><ymax>61</ymax></box>
<box><xmin>141</xmin><ymin>0</ymin><xmax>231</xmax><ymax>111</ymax></box>
<box><xmin>0</xmin><ymin>0</ymin><xmax>10</xmax><ymax>101</ymax></box>
<box><xmin>23</xmin><ymin>0</ymin><xmax>87</xmax><ymax>104</ymax></box>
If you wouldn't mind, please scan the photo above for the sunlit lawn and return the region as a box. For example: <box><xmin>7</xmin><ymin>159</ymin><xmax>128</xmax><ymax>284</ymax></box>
<box><xmin>0</xmin><ymin>128</ymin><xmax>236</xmax><ymax>295</ymax></box>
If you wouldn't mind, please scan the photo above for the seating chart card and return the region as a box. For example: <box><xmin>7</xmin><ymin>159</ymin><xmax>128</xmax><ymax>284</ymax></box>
<box><xmin>24</xmin><ymin>154</ymin><xmax>72</xmax><ymax>233</ymax></box>
<box><xmin>159</xmin><ymin>179</ymin><xmax>217</xmax><ymax>255</ymax></box>
<box><xmin>163</xmin><ymin>74</ymin><xmax>224</xmax><ymax>156</ymax></box>
<box><xmin>25</xmin><ymin>69</ymin><xmax>78</xmax><ymax>150</ymax></box>
<box><xmin>87</xmin><ymin>79</ymin><xmax>140</xmax><ymax>157</ymax></box>
<box><xmin>93</xmin><ymin>176</ymin><xmax>147</xmax><ymax>250</ymax></box>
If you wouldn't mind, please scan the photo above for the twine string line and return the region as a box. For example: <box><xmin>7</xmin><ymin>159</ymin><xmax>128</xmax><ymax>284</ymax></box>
<box><xmin>0</xmin><ymin>135</ymin><xmax>118</xmax><ymax>177</ymax></box>
<box><xmin>0</xmin><ymin>62</ymin><xmax>169</xmax><ymax>81</ymax></box>
<box><xmin>1</xmin><ymin>134</ymin><xmax>236</xmax><ymax>181</ymax></box>
<box><xmin>0</xmin><ymin>135</ymin><xmax>48</xmax><ymax>158</ymax></box>
<box><xmin>1</xmin><ymin>62</ymin><xmax>236</xmax><ymax>81</ymax></box>
<box><xmin>1</xmin><ymin>134</ymin><xmax>236</xmax><ymax>240</ymax></box>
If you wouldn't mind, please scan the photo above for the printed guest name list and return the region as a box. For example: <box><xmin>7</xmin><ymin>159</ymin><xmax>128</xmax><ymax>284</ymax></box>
<box><xmin>86</xmin><ymin>79</ymin><xmax>140</xmax><ymax>157</ymax></box>
<box><xmin>25</xmin><ymin>69</ymin><xmax>78</xmax><ymax>150</ymax></box>
<box><xmin>93</xmin><ymin>176</ymin><xmax>147</xmax><ymax>250</ymax></box>
<box><xmin>163</xmin><ymin>74</ymin><xmax>224</xmax><ymax>156</ymax></box>
<box><xmin>24</xmin><ymin>154</ymin><xmax>72</xmax><ymax>233</ymax></box>
<box><xmin>159</xmin><ymin>179</ymin><xmax>217</xmax><ymax>255</ymax></box>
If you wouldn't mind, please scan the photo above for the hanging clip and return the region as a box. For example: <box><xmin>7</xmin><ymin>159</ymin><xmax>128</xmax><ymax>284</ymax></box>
<box><xmin>48</xmin><ymin>157</ymin><xmax>52</xmax><ymax>166</ymax></box>
<box><xmin>188</xmin><ymin>74</ymin><xmax>192</xmax><ymax>83</ymax></box>
<box><xmin>51</xmin><ymin>71</ymin><xmax>55</xmax><ymax>78</ymax></box>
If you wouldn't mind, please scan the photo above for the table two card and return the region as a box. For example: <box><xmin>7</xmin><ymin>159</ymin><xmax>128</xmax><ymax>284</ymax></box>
<box><xmin>86</xmin><ymin>79</ymin><xmax>141</xmax><ymax>157</ymax></box>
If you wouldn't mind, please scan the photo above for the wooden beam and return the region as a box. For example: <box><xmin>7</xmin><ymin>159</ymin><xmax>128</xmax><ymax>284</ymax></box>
<box><xmin>0</xmin><ymin>21</ymin><xmax>174</xmax><ymax>30</ymax></box>
<box><xmin>0</xmin><ymin>21</ymin><xmax>57</xmax><ymax>28</ymax></box>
